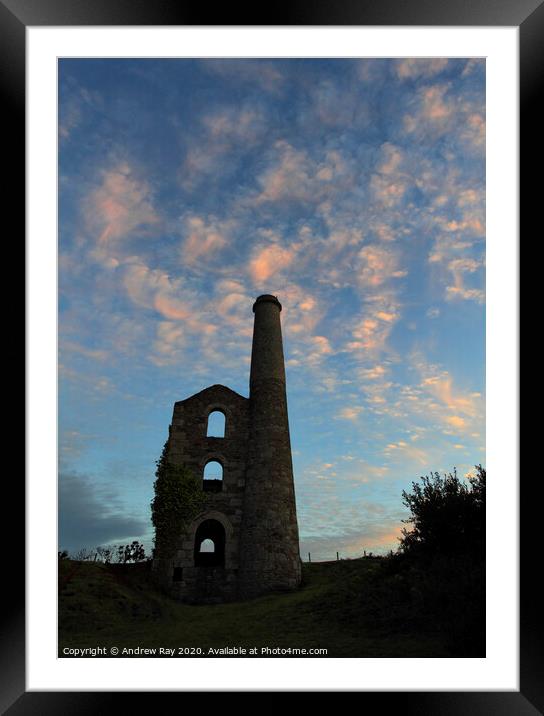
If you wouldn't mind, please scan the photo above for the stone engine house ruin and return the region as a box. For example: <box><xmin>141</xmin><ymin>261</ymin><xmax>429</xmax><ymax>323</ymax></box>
<box><xmin>152</xmin><ymin>294</ymin><xmax>302</xmax><ymax>603</ymax></box>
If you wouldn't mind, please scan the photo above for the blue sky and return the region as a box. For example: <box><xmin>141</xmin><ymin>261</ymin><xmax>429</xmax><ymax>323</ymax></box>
<box><xmin>58</xmin><ymin>58</ymin><xmax>485</xmax><ymax>559</ymax></box>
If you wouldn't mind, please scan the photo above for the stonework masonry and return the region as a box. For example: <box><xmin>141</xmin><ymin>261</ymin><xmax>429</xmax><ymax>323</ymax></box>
<box><xmin>152</xmin><ymin>295</ymin><xmax>302</xmax><ymax>603</ymax></box>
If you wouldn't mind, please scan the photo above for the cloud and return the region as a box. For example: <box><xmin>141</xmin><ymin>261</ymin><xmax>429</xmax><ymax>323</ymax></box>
<box><xmin>59</xmin><ymin>80</ymin><xmax>103</xmax><ymax>141</ymax></box>
<box><xmin>335</xmin><ymin>406</ymin><xmax>364</xmax><ymax>421</ymax></box>
<box><xmin>311</xmin><ymin>335</ymin><xmax>333</xmax><ymax>356</ymax></box>
<box><xmin>421</xmin><ymin>373</ymin><xmax>478</xmax><ymax>416</ymax></box>
<box><xmin>275</xmin><ymin>285</ymin><xmax>338</xmax><ymax>368</ymax></box>
<box><xmin>303</xmin><ymin>79</ymin><xmax>365</xmax><ymax>128</ymax></box>
<box><xmin>420</xmin><ymin>84</ymin><xmax>453</xmax><ymax>121</ymax></box>
<box><xmin>251</xmin><ymin>142</ymin><xmax>354</xmax><ymax>207</ymax></box>
<box><xmin>121</xmin><ymin>259</ymin><xmax>218</xmax><ymax>355</ymax></box>
<box><xmin>58</xmin><ymin>60</ymin><xmax>486</xmax><ymax>565</ymax></box>
<box><xmin>395</xmin><ymin>58</ymin><xmax>449</xmax><ymax>80</ymax></box>
<box><xmin>254</xmin><ymin>141</ymin><xmax>316</xmax><ymax>204</ymax></box>
<box><xmin>370</xmin><ymin>174</ymin><xmax>407</xmax><ymax>208</ymax></box>
<box><xmin>370</xmin><ymin>143</ymin><xmax>410</xmax><ymax>208</ymax></box>
<box><xmin>60</xmin><ymin>340</ymin><xmax>108</xmax><ymax>362</ymax></box>
<box><xmin>357</xmin><ymin>245</ymin><xmax>407</xmax><ymax>288</ymax></box>
<box><xmin>460</xmin><ymin>112</ymin><xmax>485</xmax><ymax>149</ymax></box>
<box><xmin>180</xmin><ymin>105</ymin><xmax>268</xmax><ymax>189</ymax></box>
<box><xmin>150</xmin><ymin>321</ymin><xmax>186</xmax><ymax>366</ymax></box>
<box><xmin>445</xmin><ymin>257</ymin><xmax>485</xmax><ymax>303</ymax></box>
<box><xmin>358</xmin><ymin>365</ymin><xmax>388</xmax><ymax>380</ymax></box>
<box><xmin>325</xmin><ymin>241</ymin><xmax>407</xmax><ymax>362</ymax></box>
<box><xmin>203</xmin><ymin>107</ymin><xmax>266</xmax><ymax>143</ymax></box>
<box><xmin>59</xmin><ymin>362</ymin><xmax>118</xmax><ymax>400</ymax></box>
<box><xmin>373</xmin><ymin>223</ymin><xmax>396</xmax><ymax>242</ymax></box>
<box><xmin>123</xmin><ymin>261</ymin><xmax>174</xmax><ymax>310</ymax></box>
<box><xmin>412</xmin><ymin>360</ymin><xmax>484</xmax><ymax>437</ymax></box>
<box><xmin>376</xmin><ymin>143</ymin><xmax>404</xmax><ymax>175</ymax></box>
<box><xmin>85</xmin><ymin>163</ymin><xmax>159</xmax><ymax>248</ymax></box>
<box><xmin>426</xmin><ymin>186</ymin><xmax>485</xmax><ymax>303</ymax></box>
<box><xmin>59</xmin><ymin>429</ymin><xmax>96</xmax><ymax>461</ymax></box>
<box><xmin>200</xmin><ymin>59</ymin><xmax>284</xmax><ymax>93</ymax></box>
<box><xmin>249</xmin><ymin>243</ymin><xmax>295</xmax><ymax>284</ymax></box>
<box><xmin>401</xmin><ymin>78</ymin><xmax>485</xmax><ymax>155</ymax></box>
<box><xmin>181</xmin><ymin>215</ymin><xmax>228</xmax><ymax>265</ymax></box>
<box><xmin>383</xmin><ymin>440</ymin><xmax>429</xmax><ymax>466</ymax></box>
<box><xmin>59</xmin><ymin>102</ymin><xmax>83</xmax><ymax>140</ymax></box>
<box><xmin>59</xmin><ymin>471</ymin><xmax>148</xmax><ymax>553</ymax></box>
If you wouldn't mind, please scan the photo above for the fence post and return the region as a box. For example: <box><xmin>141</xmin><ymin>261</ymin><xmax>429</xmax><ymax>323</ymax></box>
<box><xmin>308</xmin><ymin>552</ymin><xmax>311</xmax><ymax>563</ymax></box>
<box><xmin>336</xmin><ymin>552</ymin><xmax>339</xmax><ymax>561</ymax></box>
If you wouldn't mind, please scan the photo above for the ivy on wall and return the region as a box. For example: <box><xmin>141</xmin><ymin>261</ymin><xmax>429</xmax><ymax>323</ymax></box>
<box><xmin>151</xmin><ymin>442</ymin><xmax>206</xmax><ymax>559</ymax></box>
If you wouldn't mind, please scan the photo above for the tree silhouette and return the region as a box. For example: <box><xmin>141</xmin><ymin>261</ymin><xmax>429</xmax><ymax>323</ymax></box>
<box><xmin>399</xmin><ymin>465</ymin><xmax>485</xmax><ymax>560</ymax></box>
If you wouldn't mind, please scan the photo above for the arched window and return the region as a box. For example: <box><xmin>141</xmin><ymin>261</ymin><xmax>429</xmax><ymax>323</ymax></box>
<box><xmin>199</xmin><ymin>538</ymin><xmax>215</xmax><ymax>553</ymax></box>
<box><xmin>206</xmin><ymin>410</ymin><xmax>226</xmax><ymax>437</ymax></box>
<box><xmin>194</xmin><ymin>520</ymin><xmax>225</xmax><ymax>567</ymax></box>
<box><xmin>203</xmin><ymin>460</ymin><xmax>223</xmax><ymax>492</ymax></box>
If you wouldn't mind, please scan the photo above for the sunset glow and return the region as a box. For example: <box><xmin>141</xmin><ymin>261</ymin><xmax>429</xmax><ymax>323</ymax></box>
<box><xmin>59</xmin><ymin>58</ymin><xmax>485</xmax><ymax>560</ymax></box>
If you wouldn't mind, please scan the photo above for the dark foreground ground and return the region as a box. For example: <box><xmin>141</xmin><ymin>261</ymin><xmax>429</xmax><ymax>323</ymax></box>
<box><xmin>59</xmin><ymin>556</ymin><xmax>483</xmax><ymax>658</ymax></box>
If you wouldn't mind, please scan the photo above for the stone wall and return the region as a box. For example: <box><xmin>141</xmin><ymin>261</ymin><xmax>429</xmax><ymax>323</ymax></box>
<box><xmin>160</xmin><ymin>383</ymin><xmax>249</xmax><ymax>603</ymax></box>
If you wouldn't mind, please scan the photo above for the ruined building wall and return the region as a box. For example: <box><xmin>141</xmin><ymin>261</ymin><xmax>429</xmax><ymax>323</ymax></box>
<box><xmin>161</xmin><ymin>384</ymin><xmax>250</xmax><ymax>603</ymax></box>
<box><xmin>153</xmin><ymin>295</ymin><xmax>301</xmax><ymax>603</ymax></box>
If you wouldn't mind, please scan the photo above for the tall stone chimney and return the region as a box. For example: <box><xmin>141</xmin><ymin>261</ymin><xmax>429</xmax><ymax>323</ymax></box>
<box><xmin>238</xmin><ymin>295</ymin><xmax>302</xmax><ymax>598</ymax></box>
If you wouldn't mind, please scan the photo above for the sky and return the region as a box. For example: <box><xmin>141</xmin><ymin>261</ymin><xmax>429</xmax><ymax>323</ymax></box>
<box><xmin>58</xmin><ymin>58</ymin><xmax>485</xmax><ymax>560</ymax></box>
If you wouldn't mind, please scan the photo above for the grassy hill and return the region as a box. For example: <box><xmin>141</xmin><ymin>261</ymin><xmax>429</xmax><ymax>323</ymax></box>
<box><xmin>58</xmin><ymin>557</ymin><xmax>467</xmax><ymax>658</ymax></box>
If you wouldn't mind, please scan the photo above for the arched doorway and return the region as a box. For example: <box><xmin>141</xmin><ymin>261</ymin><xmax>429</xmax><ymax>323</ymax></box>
<box><xmin>194</xmin><ymin>519</ymin><xmax>226</xmax><ymax>567</ymax></box>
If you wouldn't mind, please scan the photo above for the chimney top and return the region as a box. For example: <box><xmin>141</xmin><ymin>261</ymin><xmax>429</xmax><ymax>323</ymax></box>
<box><xmin>253</xmin><ymin>294</ymin><xmax>282</xmax><ymax>313</ymax></box>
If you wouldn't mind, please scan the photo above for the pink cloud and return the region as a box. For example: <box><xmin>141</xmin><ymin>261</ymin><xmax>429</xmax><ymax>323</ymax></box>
<box><xmin>373</xmin><ymin>223</ymin><xmax>396</xmax><ymax>242</ymax></box>
<box><xmin>86</xmin><ymin>163</ymin><xmax>158</xmax><ymax>246</ymax></box>
<box><xmin>181</xmin><ymin>215</ymin><xmax>227</xmax><ymax>265</ymax></box>
<box><xmin>370</xmin><ymin>175</ymin><xmax>407</xmax><ymax>207</ymax></box>
<box><xmin>421</xmin><ymin>85</ymin><xmax>452</xmax><ymax>121</ymax></box>
<box><xmin>420</xmin><ymin>372</ymin><xmax>481</xmax><ymax>420</ymax></box>
<box><xmin>395</xmin><ymin>58</ymin><xmax>449</xmax><ymax>80</ymax></box>
<box><xmin>181</xmin><ymin>106</ymin><xmax>267</xmax><ymax>189</ymax></box>
<box><xmin>358</xmin><ymin>365</ymin><xmax>387</xmax><ymax>380</ymax></box>
<box><xmin>60</xmin><ymin>341</ymin><xmax>108</xmax><ymax>362</ymax></box>
<box><xmin>461</xmin><ymin>113</ymin><xmax>486</xmax><ymax>148</ymax></box>
<box><xmin>446</xmin><ymin>416</ymin><xmax>466</xmax><ymax>429</ymax></box>
<box><xmin>383</xmin><ymin>440</ymin><xmax>429</xmax><ymax>466</ymax></box>
<box><xmin>312</xmin><ymin>335</ymin><xmax>333</xmax><ymax>355</ymax></box>
<box><xmin>203</xmin><ymin>108</ymin><xmax>265</xmax><ymax>142</ymax></box>
<box><xmin>249</xmin><ymin>244</ymin><xmax>295</xmax><ymax>284</ymax></box>
<box><xmin>255</xmin><ymin>141</ymin><xmax>313</xmax><ymax>203</ymax></box>
<box><xmin>123</xmin><ymin>260</ymin><xmax>217</xmax><ymax>335</ymax></box>
<box><xmin>445</xmin><ymin>258</ymin><xmax>485</xmax><ymax>303</ymax></box>
<box><xmin>357</xmin><ymin>245</ymin><xmax>407</xmax><ymax>288</ymax></box>
<box><xmin>153</xmin><ymin>293</ymin><xmax>190</xmax><ymax>321</ymax></box>
<box><xmin>335</xmin><ymin>406</ymin><xmax>363</xmax><ymax>421</ymax></box>
<box><xmin>376</xmin><ymin>143</ymin><xmax>404</xmax><ymax>175</ymax></box>
<box><xmin>345</xmin><ymin>292</ymin><xmax>402</xmax><ymax>357</ymax></box>
<box><xmin>201</xmin><ymin>60</ymin><xmax>284</xmax><ymax>93</ymax></box>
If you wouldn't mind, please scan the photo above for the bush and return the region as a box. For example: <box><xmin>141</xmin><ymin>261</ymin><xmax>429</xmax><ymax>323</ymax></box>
<box><xmin>359</xmin><ymin>465</ymin><xmax>486</xmax><ymax>655</ymax></box>
<box><xmin>400</xmin><ymin>465</ymin><xmax>485</xmax><ymax>560</ymax></box>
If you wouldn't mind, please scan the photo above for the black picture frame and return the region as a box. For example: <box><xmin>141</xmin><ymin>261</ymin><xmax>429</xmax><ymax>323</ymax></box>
<box><xmin>9</xmin><ymin>0</ymin><xmax>532</xmax><ymax>710</ymax></box>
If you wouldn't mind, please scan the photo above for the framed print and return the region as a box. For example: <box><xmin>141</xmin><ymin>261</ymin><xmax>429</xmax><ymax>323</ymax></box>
<box><xmin>10</xmin><ymin>0</ymin><xmax>534</xmax><ymax>710</ymax></box>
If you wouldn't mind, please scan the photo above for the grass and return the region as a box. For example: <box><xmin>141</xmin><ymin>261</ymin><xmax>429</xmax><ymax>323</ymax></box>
<box><xmin>58</xmin><ymin>557</ymin><xmax>455</xmax><ymax>658</ymax></box>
